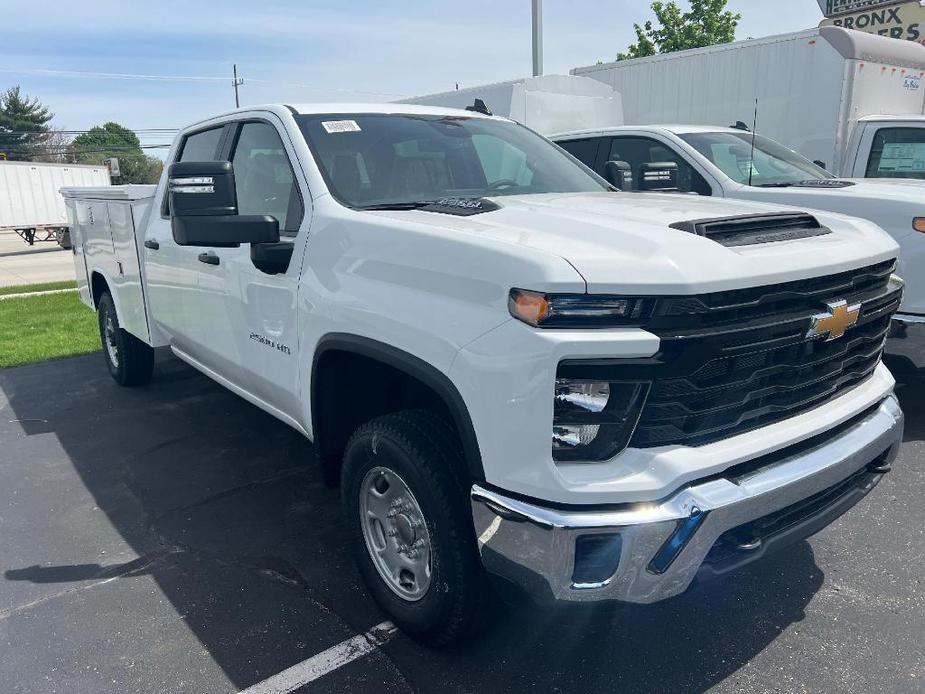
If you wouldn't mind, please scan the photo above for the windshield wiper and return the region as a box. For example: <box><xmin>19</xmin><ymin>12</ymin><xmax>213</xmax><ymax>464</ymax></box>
<box><xmin>754</xmin><ymin>182</ymin><xmax>796</xmax><ymax>188</ymax></box>
<box><xmin>357</xmin><ymin>200</ymin><xmax>437</xmax><ymax>211</ymax></box>
<box><xmin>357</xmin><ymin>197</ymin><xmax>501</xmax><ymax>216</ymax></box>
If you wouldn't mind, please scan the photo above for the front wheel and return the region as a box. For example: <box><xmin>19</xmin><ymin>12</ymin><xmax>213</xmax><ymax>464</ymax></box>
<box><xmin>342</xmin><ymin>411</ymin><xmax>493</xmax><ymax>646</ymax></box>
<box><xmin>97</xmin><ymin>292</ymin><xmax>154</xmax><ymax>387</ymax></box>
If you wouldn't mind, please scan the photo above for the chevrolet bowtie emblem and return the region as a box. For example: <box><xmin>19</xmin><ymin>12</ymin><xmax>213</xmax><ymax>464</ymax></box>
<box><xmin>806</xmin><ymin>300</ymin><xmax>861</xmax><ymax>341</ymax></box>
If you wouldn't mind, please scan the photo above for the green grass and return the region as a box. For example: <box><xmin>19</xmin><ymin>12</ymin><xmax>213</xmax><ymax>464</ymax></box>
<box><xmin>0</xmin><ymin>291</ymin><xmax>100</xmax><ymax>368</ymax></box>
<box><xmin>0</xmin><ymin>280</ymin><xmax>77</xmax><ymax>297</ymax></box>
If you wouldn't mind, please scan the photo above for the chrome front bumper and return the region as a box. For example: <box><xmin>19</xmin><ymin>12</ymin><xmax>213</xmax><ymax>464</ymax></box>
<box><xmin>471</xmin><ymin>395</ymin><xmax>903</xmax><ymax>604</ymax></box>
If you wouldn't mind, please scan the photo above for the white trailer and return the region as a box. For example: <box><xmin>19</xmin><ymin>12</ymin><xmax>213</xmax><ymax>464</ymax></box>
<box><xmin>0</xmin><ymin>160</ymin><xmax>110</xmax><ymax>247</ymax></box>
<box><xmin>572</xmin><ymin>26</ymin><xmax>925</xmax><ymax>178</ymax></box>
<box><xmin>402</xmin><ymin>74</ymin><xmax>623</xmax><ymax>135</ymax></box>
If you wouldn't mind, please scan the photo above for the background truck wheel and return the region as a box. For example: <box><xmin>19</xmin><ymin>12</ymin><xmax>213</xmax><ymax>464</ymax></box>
<box><xmin>342</xmin><ymin>410</ymin><xmax>493</xmax><ymax>646</ymax></box>
<box><xmin>97</xmin><ymin>292</ymin><xmax>154</xmax><ymax>387</ymax></box>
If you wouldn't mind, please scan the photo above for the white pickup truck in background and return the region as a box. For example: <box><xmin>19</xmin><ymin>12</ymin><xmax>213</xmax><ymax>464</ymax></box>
<box><xmin>552</xmin><ymin>125</ymin><xmax>925</xmax><ymax>336</ymax></box>
<box><xmin>62</xmin><ymin>103</ymin><xmax>904</xmax><ymax>645</ymax></box>
<box><xmin>572</xmin><ymin>26</ymin><xmax>925</xmax><ymax>180</ymax></box>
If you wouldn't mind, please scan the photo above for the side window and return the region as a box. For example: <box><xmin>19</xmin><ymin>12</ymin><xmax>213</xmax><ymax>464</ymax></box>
<box><xmin>865</xmin><ymin>127</ymin><xmax>925</xmax><ymax>179</ymax></box>
<box><xmin>557</xmin><ymin>138</ymin><xmax>600</xmax><ymax>168</ymax></box>
<box><xmin>608</xmin><ymin>136</ymin><xmax>712</xmax><ymax>195</ymax></box>
<box><xmin>470</xmin><ymin>133</ymin><xmax>534</xmax><ymax>186</ymax></box>
<box><xmin>162</xmin><ymin>126</ymin><xmax>225</xmax><ymax>217</ymax></box>
<box><xmin>179</xmin><ymin>127</ymin><xmax>224</xmax><ymax>162</ymax></box>
<box><xmin>231</xmin><ymin>122</ymin><xmax>303</xmax><ymax>236</ymax></box>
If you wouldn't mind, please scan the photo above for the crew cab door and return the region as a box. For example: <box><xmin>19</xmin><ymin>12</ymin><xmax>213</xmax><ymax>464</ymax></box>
<box><xmin>145</xmin><ymin>125</ymin><xmax>228</xmax><ymax>354</ymax></box>
<box><xmin>186</xmin><ymin>117</ymin><xmax>309</xmax><ymax>419</ymax></box>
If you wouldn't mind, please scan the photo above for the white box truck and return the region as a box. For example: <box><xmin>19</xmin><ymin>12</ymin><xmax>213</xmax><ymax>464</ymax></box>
<box><xmin>572</xmin><ymin>26</ymin><xmax>925</xmax><ymax>179</ymax></box>
<box><xmin>0</xmin><ymin>160</ymin><xmax>110</xmax><ymax>248</ymax></box>
<box><xmin>402</xmin><ymin>74</ymin><xmax>623</xmax><ymax>135</ymax></box>
<box><xmin>60</xmin><ymin>102</ymin><xmax>905</xmax><ymax>645</ymax></box>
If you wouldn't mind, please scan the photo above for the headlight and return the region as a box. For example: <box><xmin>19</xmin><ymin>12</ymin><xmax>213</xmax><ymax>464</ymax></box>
<box><xmin>509</xmin><ymin>289</ymin><xmax>653</xmax><ymax>328</ymax></box>
<box><xmin>553</xmin><ymin>378</ymin><xmax>649</xmax><ymax>462</ymax></box>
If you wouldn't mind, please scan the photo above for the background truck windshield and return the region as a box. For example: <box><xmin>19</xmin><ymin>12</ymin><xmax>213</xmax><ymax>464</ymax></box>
<box><xmin>680</xmin><ymin>131</ymin><xmax>833</xmax><ymax>187</ymax></box>
<box><xmin>296</xmin><ymin>113</ymin><xmax>608</xmax><ymax>208</ymax></box>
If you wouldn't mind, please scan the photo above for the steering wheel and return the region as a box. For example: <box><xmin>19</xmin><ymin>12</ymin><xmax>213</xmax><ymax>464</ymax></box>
<box><xmin>486</xmin><ymin>178</ymin><xmax>521</xmax><ymax>192</ymax></box>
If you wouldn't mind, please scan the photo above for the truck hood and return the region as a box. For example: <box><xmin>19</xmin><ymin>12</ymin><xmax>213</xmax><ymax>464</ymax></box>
<box><xmin>743</xmin><ymin>178</ymin><xmax>925</xmax><ymax>204</ymax></box>
<box><xmin>373</xmin><ymin>192</ymin><xmax>898</xmax><ymax>294</ymax></box>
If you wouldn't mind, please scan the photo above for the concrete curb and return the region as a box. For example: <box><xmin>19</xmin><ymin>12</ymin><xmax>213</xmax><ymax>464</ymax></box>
<box><xmin>0</xmin><ymin>287</ymin><xmax>78</xmax><ymax>301</ymax></box>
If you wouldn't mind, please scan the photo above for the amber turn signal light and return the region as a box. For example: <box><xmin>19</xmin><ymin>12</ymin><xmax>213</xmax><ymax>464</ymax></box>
<box><xmin>509</xmin><ymin>289</ymin><xmax>551</xmax><ymax>326</ymax></box>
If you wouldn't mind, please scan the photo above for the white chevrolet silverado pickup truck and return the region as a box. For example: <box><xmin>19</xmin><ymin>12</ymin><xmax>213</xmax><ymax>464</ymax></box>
<box><xmin>62</xmin><ymin>103</ymin><xmax>905</xmax><ymax>645</ymax></box>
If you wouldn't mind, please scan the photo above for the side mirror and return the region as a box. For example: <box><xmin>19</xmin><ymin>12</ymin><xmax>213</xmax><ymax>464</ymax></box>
<box><xmin>639</xmin><ymin>162</ymin><xmax>679</xmax><ymax>192</ymax></box>
<box><xmin>813</xmin><ymin>160</ymin><xmax>827</xmax><ymax>170</ymax></box>
<box><xmin>603</xmin><ymin>160</ymin><xmax>633</xmax><ymax>191</ymax></box>
<box><xmin>168</xmin><ymin>161</ymin><xmax>279</xmax><ymax>247</ymax></box>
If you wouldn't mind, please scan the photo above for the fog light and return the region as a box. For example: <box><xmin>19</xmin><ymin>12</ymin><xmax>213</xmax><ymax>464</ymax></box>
<box><xmin>553</xmin><ymin>378</ymin><xmax>649</xmax><ymax>462</ymax></box>
<box><xmin>553</xmin><ymin>424</ymin><xmax>601</xmax><ymax>448</ymax></box>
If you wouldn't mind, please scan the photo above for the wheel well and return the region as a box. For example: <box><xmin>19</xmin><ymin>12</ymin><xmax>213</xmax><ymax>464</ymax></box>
<box><xmin>90</xmin><ymin>272</ymin><xmax>109</xmax><ymax>309</ymax></box>
<box><xmin>311</xmin><ymin>339</ymin><xmax>483</xmax><ymax>488</ymax></box>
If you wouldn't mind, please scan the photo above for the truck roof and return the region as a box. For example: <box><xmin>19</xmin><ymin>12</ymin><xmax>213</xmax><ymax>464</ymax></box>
<box><xmin>179</xmin><ymin>102</ymin><xmax>499</xmax><ymax>133</ymax></box>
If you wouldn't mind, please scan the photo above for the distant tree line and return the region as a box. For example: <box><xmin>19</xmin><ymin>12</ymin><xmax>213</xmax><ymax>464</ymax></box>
<box><xmin>0</xmin><ymin>86</ymin><xmax>163</xmax><ymax>184</ymax></box>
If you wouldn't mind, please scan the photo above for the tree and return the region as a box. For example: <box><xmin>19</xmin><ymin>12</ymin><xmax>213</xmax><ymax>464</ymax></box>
<box><xmin>617</xmin><ymin>0</ymin><xmax>741</xmax><ymax>61</ymax></box>
<box><xmin>31</xmin><ymin>128</ymin><xmax>72</xmax><ymax>163</ymax></box>
<box><xmin>0</xmin><ymin>86</ymin><xmax>54</xmax><ymax>161</ymax></box>
<box><xmin>68</xmin><ymin>121</ymin><xmax>163</xmax><ymax>184</ymax></box>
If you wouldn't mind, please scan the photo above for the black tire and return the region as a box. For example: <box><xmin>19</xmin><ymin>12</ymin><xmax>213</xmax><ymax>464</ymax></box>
<box><xmin>97</xmin><ymin>292</ymin><xmax>154</xmax><ymax>387</ymax></box>
<box><xmin>342</xmin><ymin>410</ymin><xmax>493</xmax><ymax>646</ymax></box>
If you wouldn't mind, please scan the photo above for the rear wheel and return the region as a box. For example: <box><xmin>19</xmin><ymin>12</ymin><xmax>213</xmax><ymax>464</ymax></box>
<box><xmin>97</xmin><ymin>292</ymin><xmax>154</xmax><ymax>387</ymax></box>
<box><xmin>342</xmin><ymin>411</ymin><xmax>492</xmax><ymax>646</ymax></box>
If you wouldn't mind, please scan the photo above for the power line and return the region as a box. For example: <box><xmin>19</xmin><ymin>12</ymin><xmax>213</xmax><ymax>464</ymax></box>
<box><xmin>0</xmin><ymin>66</ymin><xmax>408</xmax><ymax>97</ymax></box>
<box><xmin>0</xmin><ymin>68</ymin><xmax>231</xmax><ymax>83</ymax></box>
<box><xmin>0</xmin><ymin>129</ymin><xmax>177</xmax><ymax>135</ymax></box>
<box><xmin>0</xmin><ymin>145</ymin><xmax>171</xmax><ymax>155</ymax></box>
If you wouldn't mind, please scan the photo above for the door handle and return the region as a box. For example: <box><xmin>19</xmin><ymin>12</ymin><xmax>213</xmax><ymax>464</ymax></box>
<box><xmin>144</xmin><ymin>239</ymin><xmax>160</xmax><ymax>250</ymax></box>
<box><xmin>198</xmin><ymin>252</ymin><xmax>220</xmax><ymax>266</ymax></box>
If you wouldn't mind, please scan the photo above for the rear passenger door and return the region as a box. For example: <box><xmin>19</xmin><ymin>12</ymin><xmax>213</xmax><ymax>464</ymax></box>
<box><xmin>145</xmin><ymin>124</ymin><xmax>228</xmax><ymax>353</ymax></box>
<box><xmin>557</xmin><ymin>137</ymin><xmax>606</xmax><ymax>171</ymax></box>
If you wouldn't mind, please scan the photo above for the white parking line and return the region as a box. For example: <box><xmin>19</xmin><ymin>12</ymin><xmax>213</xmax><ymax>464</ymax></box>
<box><xmin>238</xmin><ymin>621</ymin><xmax>398</xmax><ymax>694</ymax></box>
<box><xmin>478</xmin><ymin>515</ymin><xmax>501</xmax><ymax>547</ymax></box>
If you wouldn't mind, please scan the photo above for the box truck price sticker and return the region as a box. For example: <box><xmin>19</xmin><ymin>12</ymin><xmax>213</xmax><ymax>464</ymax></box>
<box><xmin>904</xmin><ymin>76</ymin><xmax>921</xmax><ymax>90</ymax></box>
<box><xmin>876</xmin><ymin>142</ymin><xmax>925</xmax><ymax>173</ymax></box>
<box><xmin>322</xmin><ymin>120</ymin><xmax>362</xmax><ymax>133</ymax></box>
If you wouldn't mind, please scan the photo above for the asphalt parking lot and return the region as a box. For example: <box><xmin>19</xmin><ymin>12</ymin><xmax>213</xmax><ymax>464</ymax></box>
<box><xmin>1</xmin><ymin>349</ymin><xmax>923</xmax><ymax>694</ymax></box>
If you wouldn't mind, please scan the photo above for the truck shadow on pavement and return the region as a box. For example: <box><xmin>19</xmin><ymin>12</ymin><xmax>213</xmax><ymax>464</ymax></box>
<box><xmin>0</xmin><ymin>351</ymin><xmax>845</xmax><ymax>693</ymax></box>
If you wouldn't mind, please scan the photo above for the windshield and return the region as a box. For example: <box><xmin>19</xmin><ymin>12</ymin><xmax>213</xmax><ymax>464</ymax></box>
<box><xmin>296</xmin><ymin>113</ymin><xmax>608</xmax><ymax>208</ymax></box>
<box><xmin>679</xmin><ymin>131</ymin><xmax>833</xmax><ymax>186</ymax></box>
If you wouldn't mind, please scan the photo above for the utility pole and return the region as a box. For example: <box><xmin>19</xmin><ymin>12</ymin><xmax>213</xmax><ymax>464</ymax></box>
<box><xmin>532</xmin><ymin>0</ymin><xmax>543</xmax><ymax>76</ymax></box>
<box><xmin>233</xmin><ymin>64</ymin><xmax>243</xmax><ymax>108</ymax></box>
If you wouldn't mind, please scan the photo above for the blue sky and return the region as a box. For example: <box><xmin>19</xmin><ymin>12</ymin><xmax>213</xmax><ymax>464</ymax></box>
<box><xmin>0</xmin><ymin>0</ymin><xmax>824</xmax><ymax>151</ymax></box>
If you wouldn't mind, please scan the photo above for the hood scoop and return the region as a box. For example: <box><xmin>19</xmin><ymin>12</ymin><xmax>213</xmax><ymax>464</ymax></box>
<box><xmin>669</xmin><ymin>212</ymin><xmax>831</xmax><ymax>248</ymax></box>
<box><xmin>421</xmin><ymin>197</ymin><xmax>500</xmax><ymax>216</ymax></box>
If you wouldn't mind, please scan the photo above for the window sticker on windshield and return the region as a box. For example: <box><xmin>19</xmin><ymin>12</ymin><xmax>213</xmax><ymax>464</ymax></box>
<box><xmin>322</xmin><ymin>120</ymin><xmax>361</xmax><ymax>134</ymax></box>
